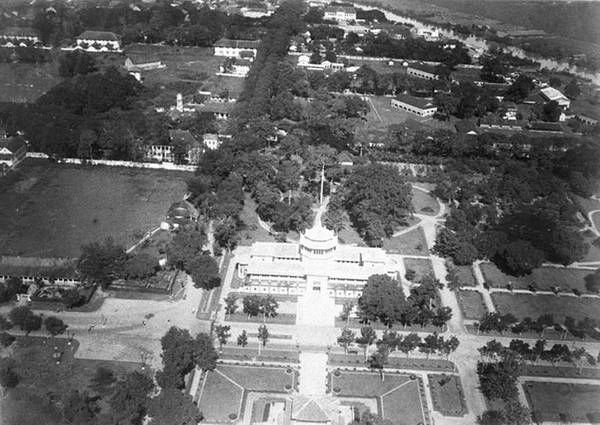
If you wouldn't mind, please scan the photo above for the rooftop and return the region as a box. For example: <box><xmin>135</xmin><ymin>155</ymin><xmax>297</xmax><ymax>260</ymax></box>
<box><xmin>0</xmin><ymin>27</ymin><xmax>39</xmax><ymax>38</ymax></box>
<box><xmin>0</xmin><ymin>136</ymin><xmax>26</xmax><ymax>153</ymax></box>
<box><xmin>393</xmin><ymin>93</ymin><xmax>436</xmax><ymax>110</ymax></box>
<box><xmin>325</xmin><ymin>5</ymin><xmax>356</xmax><ymax>14</ymax></box>
<box><xmin>214</xmin><ymin>38</ymin><xmax>260</xmax><ymax>49</ymax></box>
<box><xmin>168</xmin><ymin>129</ymin><xmax>196</xmax><ymax>145</ymax></box>
<box><xmin>407</xmin><ymin>62</ymin><xmax>438</xmax><ymax>75</ymax></box>
<box><xmin>77</xmin><ymin>31</ymin><xmax>120</xmax><ymax>41</ymax></box>
<box><xmin>540</xmin><ymin>86</ymin><xmax>568</xmax><ymax>101</ymax></box>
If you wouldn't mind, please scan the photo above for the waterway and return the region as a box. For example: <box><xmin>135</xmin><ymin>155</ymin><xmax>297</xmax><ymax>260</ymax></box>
<box><xmin>354</xmin><ymin>2</ymin><xmax>600</xmax><ymax>85</ymax></box>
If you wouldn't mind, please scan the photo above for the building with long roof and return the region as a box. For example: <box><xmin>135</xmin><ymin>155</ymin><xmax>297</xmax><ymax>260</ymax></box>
<box><xmin>236</xmin><ymin>218</ymin><xmax>400</xmax><ymax>299</ymax></box>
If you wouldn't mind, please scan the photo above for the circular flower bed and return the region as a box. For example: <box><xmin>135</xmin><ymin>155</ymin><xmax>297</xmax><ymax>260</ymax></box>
<box><xmin>228</xmin><ymin>413</ymin><xmax>237</xmax><ymax>420</ymax></box>
<box><xmin>286</xmin><ymin>368</ymin><xmax>293</xmax><ymax>374</ymax></box>
<box><xmin>285</xmin><ymin>384</ymin><xmax>292</xmax><ymax>391</ymax></box>
<box><xmin>409</xmin><ymin>374</ymin><xmax>417</xmax><ymax>380</ymax></box>
<box><xmin>333</xmin><ymin>387</ymin><xmax>341</xmax><ymax>393</ymax></box>
<box><xmin>333</xmin><ymin>369</ymin><xmax>341</xmax><ymax>377</ymax></box>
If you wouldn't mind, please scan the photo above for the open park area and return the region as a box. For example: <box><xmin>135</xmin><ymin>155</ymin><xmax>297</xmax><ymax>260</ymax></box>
<box><xmin>0</xmin><ymin>336</ymin><xmax>144</xmax><ymax>425</ymax></box>
<box><xmin>457</xmin><ymin>290</ymin><xmax>488</xmax><ymax>320</ymax></box>
<box><xmin>491</xmin><ymin>292</ymin><xmax>600</xmax><ymax>322</ymax></box>
<box><xmin>523</xmin><ymin>381</ymin><xmax>600</xmax><ymax>423</ymax></box>
<box><xmin>0</xmin><ymin>160</ymin><xmax>190</xmax><ymax>257</ymax></box>
<box><xmin>196</xmin><ymin>365</ymin><xmax>296</xmax><ymax>422</ymax></box>
<box><xmin>481</xmin><ymin>263</ymin><xmax>596</xmax><ymax>293</ymax></box>
<box><xmin>383</xmin><ymin>227</ymin><xmax>429</xmax><ymax>256</ymax></box>
<box><xmin>330</xmin><ymin>370</ymin><xmax>429</xmax><ymax>424</ymax></box>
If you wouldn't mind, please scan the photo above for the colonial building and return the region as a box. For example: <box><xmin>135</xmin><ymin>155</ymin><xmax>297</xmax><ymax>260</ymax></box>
<box><xmin>391</xmin><ymin>94</ymin><xmax>437</xmax><ymax>117</ymax></box>
<box><xmin>0</xmin><ymin>27</ymin><xmax>40</xmax><ymax>47</ymax></box>
<box><xmin>540</xmin><ymin>87</ymin><xmax>571</xmax><ymax>109</ymax></box>
<box><xmin>236</xmin><ymin>220</ymin><xmax>400</xmax><ymax>299</ymax></box>
<box><xmin>0</xmin><ymin>135</ymin><xmax>27</xmax><ymax>172</ymax></box>
<box><xmin>406</xmin><ymin>63</ymin><xmax>439</xmax><ymax>80</ymax></box>
<box><xmin>214</xmin><ymin>38</ymin><xmax>260</xmax><ymax>59</ymax></box>
<box><xmin>75</xmin><ymin>31</ymin><xmax>121</xmax><ymax>52</ymax></box>
<box><xmin>323</xmin><ymin>5</ymin><xmax>356</xmax><ymax>23</ymax></box>
<box><xmin>145</xmin><ymin>130</ymin><xmax>202</xmax><ymax>164</ymax></box>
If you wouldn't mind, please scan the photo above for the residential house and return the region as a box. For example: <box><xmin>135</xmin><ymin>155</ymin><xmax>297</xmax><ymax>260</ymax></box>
<box><xmin>391</xmin><ymin>94</ymin><xmax>437</xmax><ymax>117</ymax></box>
<box><xmin>75</xmin><ymin>31</ymin><xmax>121</xmax><ymax>52</ymax></box>
<box><xmin>323</xmin><ymin>5</ymin><xmax>356</xmax><ymax>23</ymax></box>
<box><xmin>0</xmin><ymin>27</ymin><xmax>40</xmax><ymax>47</ymax></box>
<box><xmin>146</xmin><ymin>130</ymin><xmax>202</xmax><ymax>164</ymax></box>
<box><xmin>203</xmin><ymin>133</ymin><xmax>221</xmax><ymax>151</ymax></box>
<box><xmin>0</xmin><ymin>135</ymin><xmax>27</xmax><ymax>173</ymax></box>
<box><xmin>196</xmin><ymin>101</ymin><xmax>234</xmax><ymax>120</ymax></box>
<box><xmin>214</xmin><ymin>38</ymin><xmax>260</xmax><ymax>59</ymax></box>
<box><xmin>406</xmin><ymin>63</ymin><xmax>439</xmax><ymax>80</ymax></box>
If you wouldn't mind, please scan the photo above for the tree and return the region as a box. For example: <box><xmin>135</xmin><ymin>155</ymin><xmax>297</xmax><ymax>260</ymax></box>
<box><xmin>90</xmin><ymin>366</ymin><xmax>116</xmax><ymax>393</ymax></box>
<box><xmin>441</xmin><ymin>335</ymin><xmax>460</xmax><ymax>359</ymax></box>
<box><xmin>259</xmin><ymin>295</ymin><xmax>279</xmax><ymax>322</ymax></box>
<box><xmin>189</xmin><ymin>254</ymin><xmax>220</xmax><ymax>290</ymax></box>
<box><xmin>477</xmin><ymin>357</ymin><xmax>521</xmax><ymax>400</ymax></box>
<box><xmin>224</xmin><ymin>293</ymin><xmax>238</xmax><ymax>316</ymax></box>
<box><xmin>479</xmin><ymin>340</ymin><xmax>506</xmax><ymax>361</ymax></box>
<box><xmin>237</xmin><ymin>330</ymin><xmax>248</xmax><ymax>347</ymax></box>
<box><xmin>22</xmin><ymin>313</ymin><xmax>42</xmax><ymax>335</ymax></box>
<box><xmin>564</xmin><ymin>79</ymin><xmax>581</xmax><ymax>99</ymax></box>
<box><xmin>505</xmin><ymin>75</ymin><xmax>535</xmax><ymax>102</ymax></box>
<box><xmin>109</xmin><ymin>371</ymin><xmax>154</xmax><ymax>425</ymax></box>
<box><xmin>58</xmin><ymin>51</ymin><xmax>97</xmax><ymax>77</ymax></box>
<box><xmin>498</xmin><ymin>240</ymin><xmax>544</xmax><ymax>276</ymax></box>
<box><xmin>124</xmin><ymin>253</ymin><xmax>157</xmax><ymax>280</ymax></box>
<box><xmin>356</xmin><ymin>325</ymin><xmax>377</xmax><ymax>362</ymax></box>
<box><xmin>194</xmin><ymin>332</ymin><xmax>218</xmax><ymax>372</ymax></box>
<box><xmin>214</xmin><ymin>217</ymin><xmax>239</xmax><ymax>251</ymax></box>
<box><xmin>584</xmin><ymin>269</ymin><xmax>600</xmax><ymax>293</ymax></box>
<box><xmin>8</xmin><ymin>306</ymin><xmax>33</xmax><ymax>328</ymax></box>
<box><xmin>157</xmin><ymin>327</ymin><xmax>197</xmax><ymax>389</ymax></box>
<box><xmin>257</xmin><ymin>324</ymin><xmax>269</xmax><ymax>351</ymax></box>
<box><xmin>504</xmin><ymin>400</ymin><xmax>530</xmax><ymax>425</ymax></box>
<box><xmin>432</xmin><ymin>306</ymin><xmax>453</xmax><ymax>328</ymax></box>
<box><xmin>0</xmin><ymin>332</ymin><xmax>15</xmax><ymax>348</ymax></box>
<box><xmin>0</xmin><ymin>360</ymin><xmax>18</xmax><ymax>389</ymax></box>
<box><xmin>542</xmin><ymin>100</ymin><xmax>561</xmax><ymax>122</ymax></box>
<box><xmin>214</xmin><ymin>325</ymin><xmax>231</xmax><ymax>351</ymax></box>
<box><xmin>62</xmin><ymin>390</ymin><xmax>99</xmax><ymax>424</ymax></box>
<box><xmin>44</xmin><ymin>316</ymin><xmax>68</xmax><ymax>336</ymax></box>
<box><xmin>420</xmin><ymin>333</ymin><xmax>442</xmax><ymax>359</ymax></box>
<box><xmin>167</xmin><ymin>225</ymin><xmax>207</xmax><ymax>271</ymax></box>
<box><xmin>78</xmin><ymin>238</ymin><xmax>127</xmax><ymax>288</ymax></box>
<box><xmin>243</xmin><ymin>295</ymin><xmax>262</xmax><ymax>317</ymax></box>
<box><xmin>398</xmin><ymin>333</ymin><xmax>421</xmax><ymax>357</ymax></box>
<box><xmin>147</xmin><ymin>388</ymin><xmax>202</xmax><ymax>425</ymax></box>
<box><xmin>478</xmin><ymin>410</ymin><xmax>505</xmax><ymax>425</ymax></box>
<box><xmin>358</xmin><ymin>274</ymin><xmax>407</xmax><ymax>327</ymax></box>
<box><xmin>0</xmin><ymin>316</ymin><xmax>11</xmax><ymax>331</ymax></box>
<box><xmin>337</xmin><ymin>328</ymin><xmax>356</xmax><ymax>354</ymax></box>
<box><xmin>369</xmin><ymin>344</ymin><xmax>390</xmax><ymax>381</ymax></box>
<box><xmin>358</xmin><ymin>411</ymin><xmax>394</xmax><ymax>425</ymax></box>
<box><xmin>339</xmin><ymin>301</ymin><xmax>354</xmax><ymax>325</ymax></box>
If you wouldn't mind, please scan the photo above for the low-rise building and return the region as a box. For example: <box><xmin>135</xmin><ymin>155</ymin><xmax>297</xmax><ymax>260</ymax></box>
<box><xmin>540</xmin><ymin>87</ymin><xmax>571</xmax><ymax>109</ymax></box>
<box><xmin>214</xmin><ymin>38</ymin><xmax>260</xmax><ymax>59</ymax></box>
<box><xmin>146</xmin><ymin>130</ymin><xmax>203</xmax><ymax>164</ymax></box>
<box><xmin>324</xmin><ymin>5</ymin><xmax>356</xmax><ymax>22</ymax></box>
<box><xmin>411</xmin><ymin>27</ymin><xmax>440</xmax><ymax>41</ymax></box>
<box><xmin>240</xmin><ymin>7</ymin><xmax>273</xmax><ymax>18</ymax></box>
<box><xmin>391</xmin><ymin>94</ymin><xmax>437</xmax><ymax>117</ymax></box>
<box><xmin>0</xmin><ymin>27</ymin><xmax>40</xmax><ymax>47</ymax></box>
<box><xmin>406</xmin><ymin>63</ymin><xmax>439</xmax><ymax>80</ymax></box>
<box><xmin>75</xmin><ymin>31</ymin><xmax>121</xmax><ymax>52</ymax></box>
<box><xmin>124</xmin><ymin>57</ymin><xmax>166</xmax><ymax>72</ymax></box>
<box><xmin>0</xmin><ymin>135</ymin><xmax>27</xmax><ymax>172</ymax></box>
<box><xmin>203</xmin><ymin>133</ymin><xmax>221</xmax><ymax>150</ymax></box>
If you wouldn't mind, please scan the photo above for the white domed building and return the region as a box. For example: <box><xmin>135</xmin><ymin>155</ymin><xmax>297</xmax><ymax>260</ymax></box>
<box><xmin>236</xmin><ymin>219</ymin><xmax>400</xmax><ymax>299</ymax></box>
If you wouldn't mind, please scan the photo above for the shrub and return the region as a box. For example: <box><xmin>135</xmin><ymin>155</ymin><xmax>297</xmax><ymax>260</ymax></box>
<box><xmin>0</xmin><ymin>332</ymin><xmax>15</xmax><ymax>347</ymax></box>
<box><xmin>228</xmin><ymin>413</ymin><xmax>237</xmax><ymax>420</ymax></box>
<box><xmin>333</xmin><ymin>387</ymin><xmax>341</xmax><ymax>393</ymax></box>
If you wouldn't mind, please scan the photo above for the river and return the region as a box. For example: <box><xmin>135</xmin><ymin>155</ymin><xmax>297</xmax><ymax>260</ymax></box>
<box><xmin>354</xmin><ymin>2</ymin><xmax>600</xmax><ymax>85</ymax></box>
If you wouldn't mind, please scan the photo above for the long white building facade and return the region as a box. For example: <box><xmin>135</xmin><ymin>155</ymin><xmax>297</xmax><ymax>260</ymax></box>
<box><xmin>236</xmin><ymin>222</ymin><xmax>400</xmax><ymax>299</ymax></box>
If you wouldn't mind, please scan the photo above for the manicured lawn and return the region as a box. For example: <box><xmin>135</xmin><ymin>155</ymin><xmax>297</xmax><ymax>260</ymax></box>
<box><xmin>455</xmin><ymin>264</ymin><xmax>477</xmax><ymax>287</ymax></box>
<box><xmin>198</xmin><ymin>365</ymin><xmax>295</xmax><ymax>422</ymax></box>
<box><xmin>383</xmin><ymin>227</ymin><xmax>429</xmax><ymax>256</ymax></box>
<box><xmin>331</xmin><ymin>370</ymin><xmax>428</xmax><ymax>424</ymax></box>
<box><xmin>523</xmin><ymin>381</ymin><xmax>600</xmax><ymax>423</ymax></box>
<box><xmin>491</xmin><ymin>293</ymin><xmax>600</xmax><ymax>322</ymax></box>
<box><xmin>220</xmin><ymin>346</ymin><xmax>300</xmax><ymax>363</ymax></box>
<box><xmin>1</xmin><ymin>336</ymin><xmax>144</xmax><ymax>425</ymax></box>
<box><xmin>328</xmin><ymin>353</ymin><xmax>455</xmax><ymax>372</ymax></box>
<box><xmin>481</xmin><ymin>262</ymin><xmax>595</xmax><ymax>293</ymax></box>
<box><xmin>581</xmin><ymin>233</ymin><xmax>600</xmax><ymax>262</ymax></box>
<box><xmin>225</xmin><ymin>312</ymin><xmax>296</xmax><ymax>325</ymax></box>
<box><xmin>411</xmin><ymin>186</ymin><xmax>439</xmax><ymax>216</ymax></box>
<box><xmin>428</xmin><ymin>374</ymin><xmax>468</xmax><ymax>416</ymax></box>
<box><xmin>0</xmin><ymin>160</ymin><xmax>189</xmax><ymax>257</ymax></box>
<box><xmin>198</xmin><ymin>369</ymin><xmax>244</xmax><ymax>421</ymax></box>
<box><xmin>338</xmin><ymin>224</ymin><xmax>366</xmax><ymax>246</ymax></box>
<box><xmin>239</xmin><ymin>194</ymin><xmax>277</xmax><ymax>245</ymax></box>
<box><xmin>404</xmin><ymin>258</ymin><xmax>435</xmax><ymax>282</ymax></box>
<box><xmin>457</xmin><ymin>290</ymin><xmax>488</xmax><ymax>320</ymax></box>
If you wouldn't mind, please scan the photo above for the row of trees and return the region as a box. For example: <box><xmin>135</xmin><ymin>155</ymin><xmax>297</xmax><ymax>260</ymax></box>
<box><xmin>2</xmin><ymin>307</ymin><xmax>67</xmax><ymax>336</ymax></box>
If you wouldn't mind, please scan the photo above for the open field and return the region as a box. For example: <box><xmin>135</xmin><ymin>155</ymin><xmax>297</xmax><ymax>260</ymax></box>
<box><xmin>457</xmin><ymin>290</ymin><xmax>488</xmax><ymax>320</ymax></box>
<box><xmin>0</xmin><ymin>61</ymin><xmax>62</xmax><ymax>103</ymax></box>
<box><xmin>454</xmin><ymin>263</ymin><xmax>477</xmax><ymax>287</ymax></box>
<box><xmin>1</xmin><ymin>336</ymin><xmax>144</xmax><ymax>425</ymax></box>
<box><xmin>428</xmin><ymin>374</ymin><xmax>468</xmax><ymax>417</ymax></box>
<box><xmin>411</xmin><ymin>186</ymin><xmax>439</xmax><ymax>216</ymax></box>
<box><xmin>383</xmin><ymin>227</ymin><xmax>429</xmax><ymax>256</ymax></box>
<box><xmin>123</xmin><ymin>44</ymin><xmax>245</xmax><ymax>97</ymax></box>
<box><xmin>491</xmin><ymin>293</ymin><xmax>600</xmax><ymax>322</ymax></box>
<box><xmin>197</xmin><ymin>365</ymin><xmax>295</xmax><ymax>421</ymax></box>
<box><xmin>239</xmin><ymin>194</ymin><xmax>277</xmax><ymax>246</ymax></box>
<box><xmin>0</xmin><ymin>160</ymin><xmax>189</xmax><ymax>257</ymax></box>
<box><xmin>331</xmin><ymin>370</ymin><xmax>428</xmax><ymax>423</ymax></box>
<box><xmin>523</xmin><ymin>381</ymin><xmax>600</xmax><ymax>423</ymax></box>
<box><xmin>404</xmin><ymin>258</ymin><xmax>435</xmax><ymax>282</ymax></box>
<box><xmin>481</xmin><ymin>262</ymin><xmax>595</xmax><ymax>293</ymax></box>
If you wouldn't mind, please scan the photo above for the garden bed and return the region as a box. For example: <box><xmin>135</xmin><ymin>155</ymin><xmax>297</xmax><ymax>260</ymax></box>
<box><xmin>428</xmin><ymin>374</ymin><xmax>468</xmax><ymax>416</ymax></box>
<box><xmin>457</xmin><ymin>290</ymin><xmax>487</xmax><ymax>320</ymax></box>
<box><xmin>328</xmin><ymin>353</ymin><xmax>455</xmax><ymax>372</ymax></box>
<box><xmin>225</xmin><ymin>312</ymin><xmax>296</xmax><ymax>325</ymax></box>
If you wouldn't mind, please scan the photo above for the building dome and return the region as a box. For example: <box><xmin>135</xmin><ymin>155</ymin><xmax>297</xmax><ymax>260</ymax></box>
<box><xmin>300</xmin><ymin>222</ymin><xmax>337</xmax><ymax>258</ymax></box>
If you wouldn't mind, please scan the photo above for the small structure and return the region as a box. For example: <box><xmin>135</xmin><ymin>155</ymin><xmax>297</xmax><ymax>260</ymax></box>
<box><xmin>219</xmin><ymin>58</ymin><xmax>252</xmax><ymax>77</ymax></box>
<box><xmin>291</xmin><ymin>396</ymin><xmax>353</xmax><ymax>425</ymax></box>
<box><xmin>240</xmin><ymin>7</ymin><xmax>273</xmax><ymax>18</ymax></box>
<box><xmin>391</xmin><ymin>94</ymin><xmax>437</xmax><ymax>117</ymax></box>
<box><xmin>406</xmin><ymin>63</ymin><xmax>439</xmax><ymax>81</ymax></box>
<box><xmin>145</xmin><ymin>130</ymin><xmax>202</xmax><ymax>164</ymax></box>
<box><xmin>411</xmin><ymin>27</ymin><xmax>440</xmax><ymax>41</ymax></box>
<box><xmin>214</xmin><ymin>38</ymin><xmax>260</xmax><ymax>59</ymax></box>
<box><xmin>124</xmin><ymin>57</ymin><xmax>165</xmax><ymax>72</ymax></box>
<box><xmin>540</xmin><ymin>87</ymin><xmax>571</xmax><ymax>109</ymax></box>
<box><xmin>323</xmin><ymin>5</ymin><xmax>356</xmax><ymax>22</ymax></box>
<box><xmin>0</xmin><ymin>27</ymin><xmax>40</xmax><ymax>47</ymax></box>
<box><xmin>75</xmin><ymin>31</ymin><xmax>121</xmax><ymax>52</ymax></box>
<box><xmin>203</xmin><ymin>133</ymin><xmax>221</xmax><ymax>151</ymax></box>
<box><xmin>0</xmin><ymin>135</ymin><xmax>27</xmax><ymax>172</ymax></box>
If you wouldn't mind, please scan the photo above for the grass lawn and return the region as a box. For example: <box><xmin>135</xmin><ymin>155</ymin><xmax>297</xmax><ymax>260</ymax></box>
<box><xmin>331</xmin><ymin>371</ymin><xmax>427</xmax><ymax>424</ymax></box>
<box><xmin>383</xmin><ymin>227</ymin><xmax>429</xmax><ymax>256</ymax></box>
<box><xmin>456</xmin><ymin>265</ymin><xmax>477</xmax><ymax>287</ymax></box>
<box><xmin>0</xmin><ymin>160</ymin><xmax>189</xmax><ymax>257</ymax></box>
<box><xmin>404</xmin><ymin>258</ymin><xmax>435</xmax><ymax>282</ymax></box>
<box><xmin>411</xmin><ymin>186</ymin><xmax>439</xmax><ymax>216</ymax></box>
<box><xmin>581</xmin><ymin>232</ymin><xmax>600</xmax><ymax>262</ymax></box>
<box><xmin>338</xmin><ymin>224</ymin><xmax>366</xmax><ymax>246</ymax></box>
<box><xmin>481</xmin><ymin>263</ymin><xmax>595</xmax><ymax>293</ymax></box>
<box><xmin>220</xmin><ymin>346</ymin><xmax>300</xmax><ymax>363</ymax></box>
<box><xmin>0</xmin><ymin>61</ymin><xmax>62</xmax><ymax>102</ymax></box>
<box><xmin>238</xmin><ymin>193</ymin><xmax>276</xmax><ymax>246</ymax></box>
<box><xmin>1</xmin><ymin>336</ymin><xmax>144</xmax><ymax>425</ymax></box>
<box><xmin>225</xmin><ymin>312</ymin><xmax>296</xmax><ymax>325</ymax></box>
<box><xmin>198</xmin><ymin>365</ymin><xmax>295</xmax><ymax>422</ymax></box>
<box><xmin>523</xmin><ymin>381</ymin><xmax>600</xmax><ymax>423</ymax></box>
<box><xmin>328</xmin><ymin>353</ymin><xmax>455</xmax><ymax>372</ymax></box>
<box><xmin>123</xmin><ymin>44</ymin><xmax>245</xmax><ymax>97</ymax></box>
<box><xmin>428</xmin><ymin>374</ymin><xmax>467</xmax><ymax>417</ymax></box>
<box><xmin>457</xmin><ymin>290</ymin><xmax>488</xmax><ymax>320</ymax></box>
<box><xmin>491</xmin><ymin>293</ymin><xmax>600</xmax><ymax>322</ymax></box>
